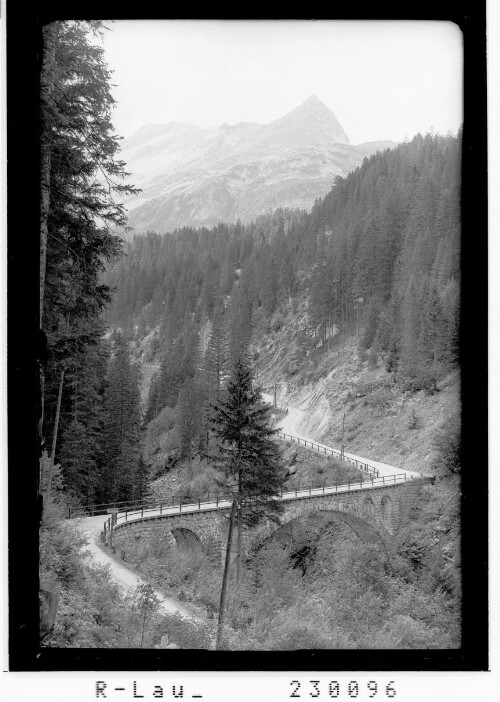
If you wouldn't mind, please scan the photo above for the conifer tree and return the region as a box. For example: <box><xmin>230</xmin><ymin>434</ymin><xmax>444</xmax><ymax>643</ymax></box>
<box><xmin>102</xmin><ymin>332</ymin><xmax>142</xmax><ymax>501</ymax></box>
<box><xmin>211</xmin><ymin>356</ymin><xmax>284</xmax><ymax>647</ymax></box>
<box><xmin>213</xmin><ymin>359</ymin><xmax>284</xmax><ymax>557</ymax></box>
<box><xmin>144</xmin><ymin>370</ymin><xmax>161</xmax><ymax>425</ymax></box>
<box><xmin>57</xmin><ymin>334</ymin><xmax>109</xmax><ymax>503</ymax></box>
<box><xmin>360</xmin><ymin>296</ymin><xmax>382</xmax><ymax>350</ymax></box>
<box><xmin>39</xmin><ymin>20</ymin><xmax>137</xmax><ymax>495</ymax></box>
<box><xmin>58</xmin><ymin>420</ymin><xmax>94</xmax><ymax>504</ymax></box>
<box><xmin>177</xmin><ymin>377</ymin><xmax>202</xmax><ymax>480</ymax></box>
<box><xmin>417</xmin><ymin>280</ymin><xmax>446</xmax><ymax>371</ymax></box>
<box><xmin>228</xmin><ymin>287</ymin><xmax>253</xmax><ymax>367</ymax></box>
<box><xmin>204</xmin><ymin>305</ymin><xmax>230</xmax><ymax>403</ymax></box>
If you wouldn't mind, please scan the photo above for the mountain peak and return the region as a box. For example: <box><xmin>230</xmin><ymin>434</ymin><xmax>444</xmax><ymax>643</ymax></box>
<box><xmin>301</xmin><ymin>94</ymin><xmax>326</xmax><ymax>107</ymax></box>
<box><xmin>273</xmin><ymin>96</ymin><xmax>350</xmax><ymax>145</ymax></box>
<box><xmin>285</xmin><ymin>95</ymin><xmax>332</xmax><ymax>117</ymax></box>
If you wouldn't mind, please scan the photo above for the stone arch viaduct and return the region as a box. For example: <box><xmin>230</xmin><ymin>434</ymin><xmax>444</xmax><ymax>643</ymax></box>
<box><xmin>109</xmin><ymin>476</ymin><xmax>433</xmax><ymax>563</ymax></box>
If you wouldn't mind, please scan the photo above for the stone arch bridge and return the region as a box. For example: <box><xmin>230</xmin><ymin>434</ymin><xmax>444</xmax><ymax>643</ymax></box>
<box><xmin>109</xmin><ymin>476</ymin><xmax>433</xmax><ymax>562</ymax></box>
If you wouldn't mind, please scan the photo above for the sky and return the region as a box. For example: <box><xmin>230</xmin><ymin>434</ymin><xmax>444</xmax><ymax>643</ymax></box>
<box><xmin>102</xmin><ymin>20</ymin><xmax>463</xmax><ymax>145</ymax></box>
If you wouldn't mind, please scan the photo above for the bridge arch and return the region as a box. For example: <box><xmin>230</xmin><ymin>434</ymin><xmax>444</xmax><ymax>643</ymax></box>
<box><xmin>247</xmin><ymin>507</ymin><xmax>389</xmax><ymax>556</ymax></box>
<box><xmin>171</xmin><ymin>527</ymin><xmax>203</xmax><ymax>554</ymax></box>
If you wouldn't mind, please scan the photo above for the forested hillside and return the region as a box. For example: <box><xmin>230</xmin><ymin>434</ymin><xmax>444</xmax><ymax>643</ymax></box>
<box><xmin>106</xmin><ymin>130</ymin><xmax>459</xmax><ymax>372</ymax></box>
<box><xmin>101</xmin><ymin>131</ymin><xmax>460</xmax><ymax>434</ymax></box>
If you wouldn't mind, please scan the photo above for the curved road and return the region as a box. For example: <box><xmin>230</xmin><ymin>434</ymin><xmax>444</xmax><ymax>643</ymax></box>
<box><xmin>74</xmin><ymin>514</ymin><xmax>205</xmax><ymax>623</ymax></box>
<box><xmin>262</xmin><ymin>393</ymin><xmax>421</xmax><ymax>479</ymax></box>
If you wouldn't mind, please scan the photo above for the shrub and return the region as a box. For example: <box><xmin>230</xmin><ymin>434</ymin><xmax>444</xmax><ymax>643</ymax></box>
<box><xmin>401</xmin><ymin>365</ymin><xmax>439</xmax><ymax>394</ymax></box>
<box><xmin>432</xmin><ymin>410</ymin><xmax>461</xmax><ymax>476</ymax></box>
<box><xmin>358</xmin><ymin>346</ymin><xmax>368</xmax><ymax>363</ymax></box>
<box><xmin>374</xmin><ymin>614</ymin><xmax>453</xmax><ymax>649</ymax></box>
<box><xmin>266</xmin><ymin>620</ymin><xmax>334</xmax><ymax>650</ymax></box>
<box><xmin>158</xmin><ymin>612</ymin><xmax>214</xmax><ymax>649</ymax></box>
<box><xmin>368</xmin><ymin>347</ymin><xmax>378</xmax><ymax>369</ymax></box>
<box><xmin>407</xmin><ymin>408</ymin><xmax>421</xmax><ymax>430</ymax></box>
<box><xmin>363</xmin><ymin>389</ymin><xmax>392</xmax><ymax>410</ymax></box>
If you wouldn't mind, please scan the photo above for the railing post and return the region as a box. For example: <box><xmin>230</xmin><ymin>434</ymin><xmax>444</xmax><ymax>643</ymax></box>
<box><xmin>216</xmin><ymin>492</ymin><xmax>218</xmax><ymax>507</ymax></box>
<box><xmin>180</xmin><ymin>499</ymin><xmax>182</xmax><ymax>512</ymax></box>
<box><xmin>309</xmin><ymin>482</ymin><xmax>312</xmax><ymax>495</ymax></box>
<box><xmin>160</xmin><ymin>503</ymin><xmax>163</xmax><ymax>514</ymax></box>
<box><xmin>141</xmin><ymin>506</ymin><xmax>144</xmax><ymax>518</ymax></box>
<box><xmin>323</xmin><ymin>480</ymin><xmax>325</xmax><ymax>493</ymax></box>
<box><xmin>125</xmin><ymin>511</ymin><xmax>128</xmax><ymax>522</ymax></box>
<box><xmin>394</xmin><ymin>475</ymin><xmax>396</xmax><ymax>483</ymax></box>
<box><xmin>198</xmin><ymin>497</ymin><xmax>201</xmax><ymax>510</ymax></box>
<box><xmin>382</xmin><ymin>476</ymin><xmax>385</xmax><ymax>484</ymax></box>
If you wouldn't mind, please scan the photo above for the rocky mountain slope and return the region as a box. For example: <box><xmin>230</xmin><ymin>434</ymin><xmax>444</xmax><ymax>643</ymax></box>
<box><xmin>253</xmin><ymin>303</ymin><xmax>459</xmax><ymax>476</ymax></box>
<box><xmin>120</xmin><ymin>96</ymin><xmax>395</xmax><ymax>234</ymax></box>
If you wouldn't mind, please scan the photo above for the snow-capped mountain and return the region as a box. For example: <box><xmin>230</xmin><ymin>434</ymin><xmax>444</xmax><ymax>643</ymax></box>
<box><xmin>120</xmin><ymin>96</ymin><xmax>396</xmax><ymax>234</ymax></box>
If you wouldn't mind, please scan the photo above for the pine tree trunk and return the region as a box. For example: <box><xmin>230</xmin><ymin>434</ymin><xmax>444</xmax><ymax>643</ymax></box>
<box><xmin>46</xmin><ymin>368</ymin><xmax>65</xmax><ymax>497</ymax></box>
<box><xmin>216</xmin><ymin>498</ymin><xmax>237</xmax><ymax>650</ymax></box>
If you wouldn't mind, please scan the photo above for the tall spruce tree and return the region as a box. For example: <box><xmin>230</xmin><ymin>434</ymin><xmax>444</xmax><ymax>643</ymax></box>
<box><xmin>210</xmin><ymin>356</ymin><xmax>284</xmax><ymax>648</ymax></box>
<box><xmin>39</xmin><ymin>20</ymin><xmax>137</xmax><ymax>496</ymax></box>
<box><xmin>177</xmin><ymin>377</ymin><xmax>202</xmax><ymax>481</ymax></box>
<box><xmin>102</xmin><ymin>332</ymin><xmax>142</xmax><ymax>501</ymax></box>
<box><xmin>204</xmin><ymin>305</ymin><xmax>230</xmax><ymax>403</ymax></box>
<box><xmin>57</xmin><ymin>332</ymin><xmax>109</xmax><ymax>504</ymax></box>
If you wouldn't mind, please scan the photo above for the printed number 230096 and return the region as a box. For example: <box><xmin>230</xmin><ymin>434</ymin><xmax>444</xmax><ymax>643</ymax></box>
<box><xmin>290</xmin><ymin>680</ymin><xmax>396</xmax><ymax>698</ymax></box>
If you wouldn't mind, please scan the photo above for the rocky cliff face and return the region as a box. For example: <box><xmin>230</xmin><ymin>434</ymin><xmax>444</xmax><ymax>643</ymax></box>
<box><xmin>120</xmin><ymin>96</ymin><xmax>395</xmax><ymax>235</ymax></box>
